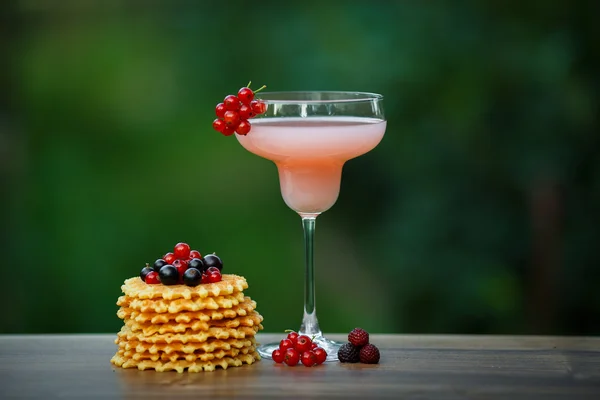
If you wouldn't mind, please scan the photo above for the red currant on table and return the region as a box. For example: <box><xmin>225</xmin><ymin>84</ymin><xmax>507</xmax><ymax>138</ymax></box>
<box><xmin>174</xmin><ymin>242</ymin><xmax>191</xmax><ymax>259</ymax></box>
<box><xmin>313</xmin><ymin>347</ymin><xmax>327</xmax><ymax>364</ymax></box>
<box><xmin>145</xmin><ymin>271</ymin><xmax>160</xmax><ymax>284</ymax></box>
<box><xmin>284</xmin><ymin>348</ymin><xmax>300</xmax><ymax>366</ymax></box>
<box><xmin>272</xmin><ymin>348</ymin><xmax>285</xmax><ymax>364</ymax></box>
<box><xmin>189</xmin><ymin>250</ymin><xmax>202</xmax><ymax>259</ymax></box>
<box><xmin>295</xmin><ymin>335</ymin><xmax>312</xmax><ymax>353</ymax></box>
<box><xmin>215</xmin><ymin>103</ymin><xmax>226</xmax><ymax>118</ymax></box>
<box><xmin>224</xmin><ymin>95</ymin><xmax>240</xmax><ymax>111</ymax></box>
<box><xmin>286</xmin><ymin>331</ymin><xmax>299</xmax><ymax>345</ymax></box>
<box><xmin>235</xmin><ymin>120</ymin><xmax>251</xmax><ymax>135</ymax></box>
<box><xmin>163</xmin><ymin>252</ymin><xmax>177</xmax><ymax>265</ymax></box>
<box><xmin>301</xmin><ymin>351</ymin><xmax>317</xmax><ymax>367</ymax></box>
<box><xmin>279</xmin><ymin>339</ymin><xmax>294</xmax><ymax>352</ymax></box>
<box><xmin>311</xmin><ymin>342</ymin><xmax>318</xmax><ymax>350</ymax></box>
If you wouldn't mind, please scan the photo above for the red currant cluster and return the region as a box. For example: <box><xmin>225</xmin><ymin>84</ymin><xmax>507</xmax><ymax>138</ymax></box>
<box><xmin>212</xmin><ymin>83</ymin><xmax>267</xmax><ymax>136</ymax></box>
<box><xmin>338</xmin><ymin>328</ymin><xmax>380</xmax><ymax>364</ymax></box>
<box><xmin>271</xmin><ymin>331</ymin><xmax>328</xmax><ymax>367</ymax></box>
<box><xmin>140</xmin><ymin>242</ymin><xmax>224</xmax><ymax>287</ymax></box>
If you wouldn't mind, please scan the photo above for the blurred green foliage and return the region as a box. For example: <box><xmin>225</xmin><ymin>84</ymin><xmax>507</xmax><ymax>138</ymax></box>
<box><xmin>1</xmin><ymin>0</ymin><xmax>599</xmax><ymax>335</ymax></box>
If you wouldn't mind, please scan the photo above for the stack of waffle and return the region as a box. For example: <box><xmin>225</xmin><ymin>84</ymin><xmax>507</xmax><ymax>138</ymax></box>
<box><xmin>111</xmin><ymin>274</ymin><xmax>263</xmax><ymax>373</ymax></box>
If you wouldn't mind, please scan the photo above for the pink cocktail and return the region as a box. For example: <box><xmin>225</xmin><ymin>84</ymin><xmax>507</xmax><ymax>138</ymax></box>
<box><xmin>235</xmin><ymin>92</ymin><xmax>386</xmax><ymax>360</ymax></box>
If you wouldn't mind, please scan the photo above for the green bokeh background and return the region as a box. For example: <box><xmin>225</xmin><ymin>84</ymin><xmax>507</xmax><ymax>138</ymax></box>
<box><xmin>1</xmin><ymin>1</ymin><xmax>599</xmax><ymax>335</ymax></box>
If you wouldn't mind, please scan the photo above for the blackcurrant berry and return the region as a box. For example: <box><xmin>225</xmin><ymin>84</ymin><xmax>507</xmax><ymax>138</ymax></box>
<box><xmin>203</xmin><ymin>254</ymin><xmax>223</xmax><ymax>271</ymax></box>
<box><xmin>140</xmin><ymin>266</ymin><xmax>153</xmax><ymax>281</ymax></box>
<box><xmin>158</xmin><ymin>265</ymin><xmax>179</xmax><ymax>285</ymax></box>
<box><xmin>153</xmin><ymin>259</ymin><xmax>168</xmax><ymax>273</ymax></box>
<box><xmin>188</xmin><ymin>257</ymin><xmax>206</xmax><ymax>272</ymax></box>
<box><xmin>183</xmin><ymin>268</ymin><xmax>202</xmax><ymax>286</ymax></box>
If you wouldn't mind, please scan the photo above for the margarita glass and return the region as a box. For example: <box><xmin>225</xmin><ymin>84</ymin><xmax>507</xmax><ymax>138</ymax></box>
<box><xmin>235</xmin><ymin>91</ymin><xmax>386</xmax><ymax>360</ymax></box>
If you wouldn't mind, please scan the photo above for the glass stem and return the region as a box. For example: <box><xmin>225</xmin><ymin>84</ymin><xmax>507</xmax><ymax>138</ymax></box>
<box><xmin>299</xmin><ymin>214</ymin><xmax>321</xmax><ymax>336</ymax></box>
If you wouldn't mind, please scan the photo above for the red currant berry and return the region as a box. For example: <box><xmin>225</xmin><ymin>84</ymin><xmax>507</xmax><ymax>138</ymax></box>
<box><xmin>301</xmin><ymin>351</ymin><xmax>317</xmax><ymax>367</ymax></box>
<box><xmin>295</xmin><ymin>335</ymin><xmax>312</xmax><ymax>353</ymax></box>
<box><xmin>189</xmin><ymin>250</ymin><xmax>202</xmax><ymax>260</ymax></box>
<box><xmin>279</xmin><ymin>339</ymin><xmax>294</xmax><ymax>352</ymax></box>
<box><xmin>313</xmin><ymin>347</ymin><xmax>327</xmax><ymax>364</ymax></box>
<box><xmin>163</xmin><ymin>252</ymin><xmax>177</xmax><ymax>265</ymax></box>
<box><xmin>284</xmin><ymin>348</ymin><xmax>300</xmax><ymax>366</ymax></box>
<box><xmin>235</xmin><ymin>120</ymin><xmax>251</xmax><ymax>136</ymax></box>
<box><xmin>223</xmin><ymin>110</ymin><xmax>241</xmax><ymax>127</ymax></box>
<box><xmin>286</xmin><ymin>331</ymin><xmax>299</xmax><ymax>345</ymax></box>
<box><xmin>201</xmin><ymin>273</ymin><xmax>210</xmax><ymax>284</ymax></box>
<box><xmin>238</xmin><ymin>104</ymin><xmax>255</xmax><ymax>120</ymax></box>
<box><xmin>207</xmin><ymin>270</ymin><xmax>222</xmax><ymax>283</ymax></box>
<box><xmin>145</xmin><ymin>271</ymin><xmax>160</xmax><ymax>284</ymax></box>
<box><xmin>173</xmin><ymin>259</ymin><xmax>188</xmax><ymax>278</ymax></box>
<box><xmin>215</xmin><ymin>103</ymin><xmax>226</xmax><ymax>118</ymax></box>
<box><xmin>212</xmin><ymin>118</ymin><xmax>226</xmax><ymax>133</ymax></box>
<box><xmin>174</xmin><ymin>242</ymin><xmax>191</xmax><ymax>259</ymax></box>
<box><xmin>222</xmin><ymin>125</ymin><xmax>235</xmax><ymax>136</ymax></box>
<box><xmin>237</xmin><ymin>87</ymin><xmax>254</xmax><ymax>105</ymax></box>
<box><xmin>224</xmin><ymin>95</ymin><xmax>240</xmax><ymax>111</ymax></box>
<box><xmin>272</xmin><ymin>348</ymin><xmax>285</xmax><ymax>363</ymax></box>
<box><xmin>250</xmin><ymin>100</ymin><xmax>267</xmax><ymax>114</ymax></box>
<box><xmin>310</xmin><ymin>342</ymin><xmax>318</xmax><ymax>350</ymax></box>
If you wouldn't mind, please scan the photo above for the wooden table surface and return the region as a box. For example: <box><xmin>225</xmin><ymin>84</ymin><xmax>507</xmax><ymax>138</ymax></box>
<box><xmin>0</xmin><ymin>334</ymin><xmax>599</xmax><ymax>399</ymax></box>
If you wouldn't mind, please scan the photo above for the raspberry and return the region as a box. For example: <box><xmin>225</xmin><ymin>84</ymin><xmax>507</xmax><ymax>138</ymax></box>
<box><xmin>337</xmin><ymin>343</ymin><xmax>360</xmax><ymax>363</ymax></box>
<box><xmin>348</xmin><ymin>328</ymin><xmax>369</xmax><ymax>347</ymax></box>
<box><xmin>359</xmin><ymin>344</ymin><xmax>380</xmax><ymax>364</ymax></box>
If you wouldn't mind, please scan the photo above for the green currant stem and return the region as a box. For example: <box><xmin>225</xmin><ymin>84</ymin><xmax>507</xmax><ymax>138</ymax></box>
<box><xmin>253</xmin><ymin>85</ymin><xmax>267</xmax><ymax>94</ymax></box>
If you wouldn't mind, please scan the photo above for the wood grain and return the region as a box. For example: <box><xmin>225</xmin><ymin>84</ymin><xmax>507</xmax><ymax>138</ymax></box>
<box><xmin>0</xmin><ymin>334</ymin><xmax>598</xmax><ymax>399</ymax></box>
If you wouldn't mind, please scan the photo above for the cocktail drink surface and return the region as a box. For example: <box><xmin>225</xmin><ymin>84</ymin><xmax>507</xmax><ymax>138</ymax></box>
<box><xmin>237</xmin><ymin>117</ymin><xmax>386</xmax><ymax>214</ymax></box>
<box><xmin>235</xmin><ymin>92</ymin><xmax>386</xmax><ymax>360</ymax></box>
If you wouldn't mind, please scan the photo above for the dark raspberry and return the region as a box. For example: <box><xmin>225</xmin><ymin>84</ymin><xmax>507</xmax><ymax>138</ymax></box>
<box><xmin>359</xmin><ymin>344</ymin><xmax>380</xmax><ymax>364</ymax></box>
<box><xmin>348</xmin><ymin>328</ymin><xmax>369</xmax><ymax>347</ymax></box>
<box><xmin>337</xmin><ymin>343</ymin><xmax>360</xmax><ymax>363</ymax></box>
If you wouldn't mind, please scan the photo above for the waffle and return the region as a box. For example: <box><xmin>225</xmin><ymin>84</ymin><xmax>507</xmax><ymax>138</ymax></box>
<box><xmin>116</xmin><ymin>337</ymin><xmax>256</xmax><ymax>354</ymax></box>
<box><xmin>117</xmin><ymin>298</ymin><xmax>257</xmax><ymax>324</ymax></box>
<box><xmin>124</xmin><ymin>311</ymin><xmax>263</xmax><ymax>335</ymax></box>
<box><xmin>117</xmin><ymin>291</ymin><xmax>246</xmax><ymax>313</ymax></box>
<box><xmin>116</xmin><ymin>345</ymin><xmax>255</xmax><ymax>362</ymax></box>
<box><xmin>120</xmin><ymin>274</ymin><xmax>248</xmax><ymax>300</ymax></box>
<box><xmin>111</xmin><ymin>351</ymin><xmax>260</xmax><ymax>372</ymax></box>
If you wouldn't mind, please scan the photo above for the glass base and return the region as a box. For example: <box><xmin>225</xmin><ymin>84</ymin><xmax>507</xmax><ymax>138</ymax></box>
<box><xmin>257</xmin><ymin>334</ymin><xmax>344</xmax><ymax>362</ymax></box>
